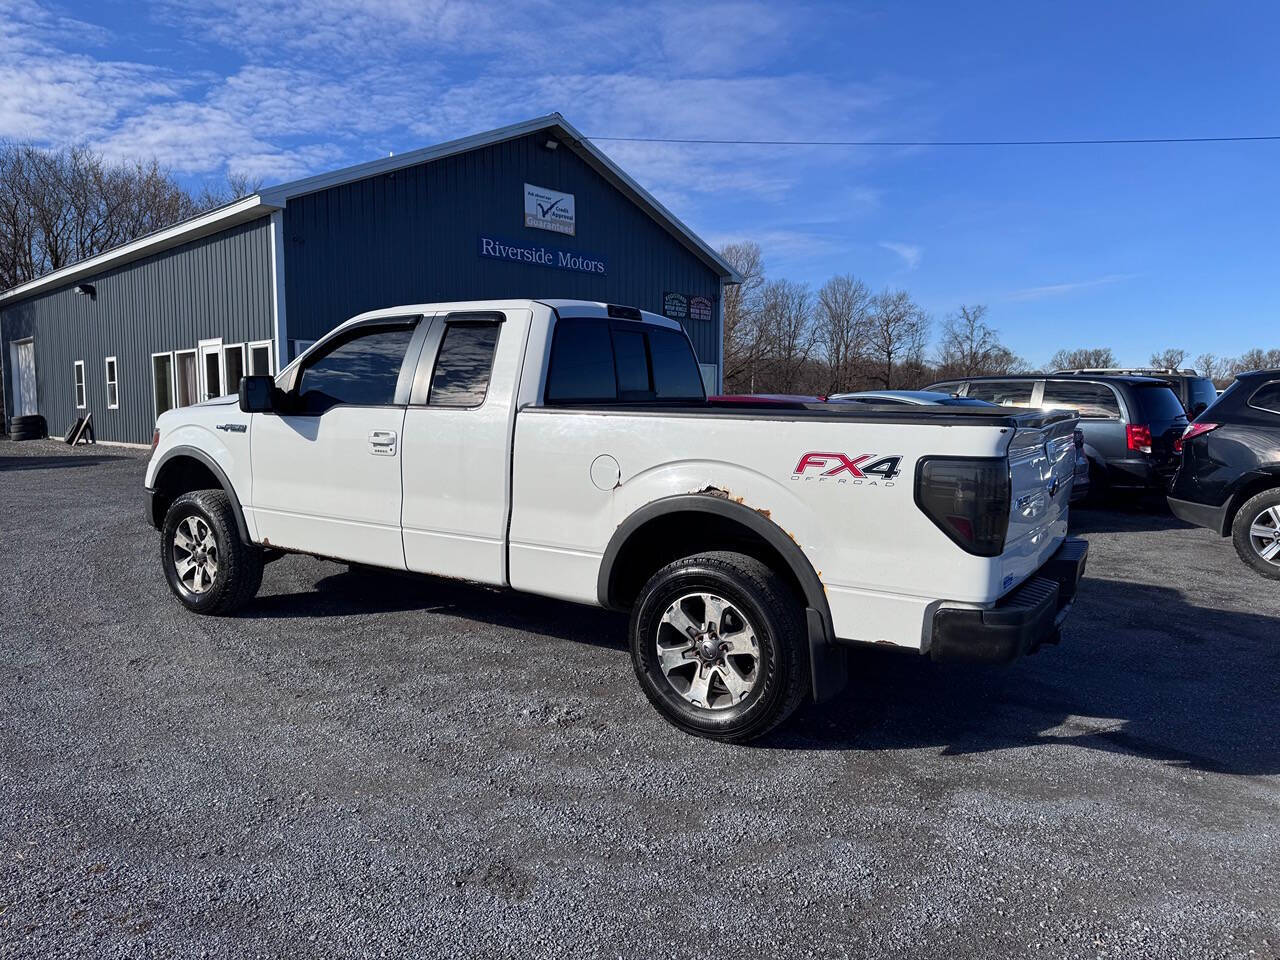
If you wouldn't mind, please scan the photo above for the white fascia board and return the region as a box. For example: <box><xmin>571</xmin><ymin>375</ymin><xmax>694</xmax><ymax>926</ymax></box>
<box><xmin>0</xmin><ymin>195</ymin><xmax>279</xmax><ymax>305</ymax></box>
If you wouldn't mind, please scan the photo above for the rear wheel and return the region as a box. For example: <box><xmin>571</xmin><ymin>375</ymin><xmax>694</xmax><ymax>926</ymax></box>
<box><xmin>629</xmin><ymin>551</ymin><xmax>809</xmax><ymax>743</ymax></box>
<box><xmin>1232</xmin><ymin>489</ymin><xmax>1280</xmax><ymax>581</ymax></box>
<box><xmin>161</xmin><ymin>490</ymin><xmax>264</xmax><ymax>614</ymax></box>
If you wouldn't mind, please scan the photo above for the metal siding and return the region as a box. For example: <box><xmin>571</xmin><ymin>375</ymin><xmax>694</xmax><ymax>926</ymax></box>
<box><xmin>284</xmin><ymin>133</ymin><xmax>721</xmax><ymax>362</ymax></box>
<box><xmin>0</xmin><ymin>218</ymin><xmax>273</xmax><ymax>444</ymax></box>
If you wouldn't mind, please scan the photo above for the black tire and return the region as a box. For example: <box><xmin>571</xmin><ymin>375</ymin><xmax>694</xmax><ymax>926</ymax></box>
<box><xmin>1231</xmin><ymin>488</ymin><xmax>1280</xmax><ymax>581</ymax></box>
<box><xmin>11</xmin><ymin>414</ymin><xmax>45</xmax><ymax>431</ymax></box>
<box><xmin>629</xmin><ymin>551</ymin><xmax>809</xmax><ymax>743</ymax></box>
<box><xmin>10</xmin><ymin>429</ymin><xmax>42</xmax><ymax>441</ymax></box>
<box><xmin>1085</xmin><ymin>459</ymin><xmax>1109</xmax><ymax>504</ymax></box>
<box><xmin>160</xmin><ymin>490</ymin><xmax>264</xmax><ymax>614</ymax></box>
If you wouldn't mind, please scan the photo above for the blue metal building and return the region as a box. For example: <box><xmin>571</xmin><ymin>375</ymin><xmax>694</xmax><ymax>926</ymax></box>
<box><xmin>0</xmin><ymin>115</ymin><xmax>738</xmax><ymax>445</ymax></box>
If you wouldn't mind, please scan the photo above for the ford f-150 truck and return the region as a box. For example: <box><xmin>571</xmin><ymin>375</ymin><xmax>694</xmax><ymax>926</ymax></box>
<box><xmin>145</xmin><ymin>299</ymin><xmax>1088</xmax><ymax>741</ymax></box>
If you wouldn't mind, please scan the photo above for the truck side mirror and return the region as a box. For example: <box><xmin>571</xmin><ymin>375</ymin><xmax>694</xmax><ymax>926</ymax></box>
<box><xmin>239</xmin><ymin>375</ymin><xmax>277</xmax><ymax>414</ymax></box>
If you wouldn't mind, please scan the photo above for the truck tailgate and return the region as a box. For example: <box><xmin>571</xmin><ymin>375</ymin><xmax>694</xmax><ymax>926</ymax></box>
<box><xmin>1001</xmin><ymin>415</ymin><xmax>1078</xmax><ymax>595</ymax></box>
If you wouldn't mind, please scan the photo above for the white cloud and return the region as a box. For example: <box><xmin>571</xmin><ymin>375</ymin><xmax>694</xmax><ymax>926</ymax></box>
<box><xmin>879</xmin><ymin>241</ymin><xmax>922</xmax><ymax>270</ymax></box>
<box><xmin>1003</xmin><ymin>273</ymin><xmax>1139</xmax><ymax>302</ymax></box>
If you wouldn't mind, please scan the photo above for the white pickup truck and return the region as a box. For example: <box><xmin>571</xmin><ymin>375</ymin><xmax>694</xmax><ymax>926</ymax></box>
<box><xmin>145</xmin><ymin>299</ymin><xmax>1087</xmax><ymax>741</ymax></box>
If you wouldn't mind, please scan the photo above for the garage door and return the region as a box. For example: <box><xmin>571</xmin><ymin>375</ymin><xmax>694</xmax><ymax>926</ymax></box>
<box><xmin>11</xmin><ymin>339</ymin><xmax>38</xmax><ymax>417</ymax></box>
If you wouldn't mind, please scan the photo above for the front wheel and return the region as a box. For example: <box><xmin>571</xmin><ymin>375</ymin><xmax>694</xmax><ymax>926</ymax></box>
<box><xmin>161</xmin><ymin>490</ymin><xmax>264</xmax><ymax>614</ymax></box>
<box><xmin>629</xmin><ymin>551</ymin><xmax>809</xmax><ymax>743</ymax></box>
<box><xmin>1232</xmin><ymin>489</ymin><xmax>1280</xmax><ymax>581</ymax></box>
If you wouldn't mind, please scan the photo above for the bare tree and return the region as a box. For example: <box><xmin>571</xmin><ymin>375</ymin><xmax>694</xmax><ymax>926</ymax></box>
<box><xmin>718</xmin><ymin>241</ymin><xmax>766</xmax><ymax>393</ymax></box>
<box><xmin>935</xmin><ymin>304</ymin><xmax>1025</xmax><ymax>378</ymax></box>
<box><xmin>814</xmin><ymin>274</ymin><xmax>871</xmax><ymax>393</ymax></box>
<box><xmin>756</xmin><ymin>279</ymin><xmax>816</xmax><ymax>393</ymax></box>
<box><xmin>1047</xmin><ymin>346</ymin><xmax>1117</xmax><ymax>371</ymax></box>
<box><xmin>1229</xmin><ymin>348</ymin><xmax>1280</xmax><ymax>376</ymax></box>
<box><xmin>0</xmin><ymin>141</ymin><xmax>197</xmax><ymax>290</ymax></box>
<box><xmin>1149</xmin><ymin>347</ymin><xmax>1187</xmax><ymax>369</ymax></box>
<box><xmin>195</xmin><ymin>171</ymin><xmax>266</xmax><ymax>210</ymax></box>
<box><xmin>866</xmin><ymin>288</ymin><xmax>928</xmax><ymax>389</ymax></box>
<box><xmin>1195</xmin><ymin>352</ymin><xmax>1228</xmax><ymax>384</ymax></box>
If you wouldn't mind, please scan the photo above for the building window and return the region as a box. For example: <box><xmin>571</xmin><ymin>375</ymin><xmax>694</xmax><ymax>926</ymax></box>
<box><xmin>73</xmin><ymin>361</ymin><xmax>86</xmax><ymax>409</ymax></box>
<box><xmin>152</xmin><ymin>352</ymin><xmax>175</xmax><ymax>417</ymax></box>
<box><xmin>104</xmin><ymin>356</ymin><xmax>119</xmax><ymax>409</ymax></box>
<box><xmin>224</xmin><ymin>344</ymin><xmax>245</xmax><ymax>395</ymax></box>
<box><xmin>248</xmin><ymin>340</ymin><xmax>274</xmax><ymax>376</ymax></box>
<box><xmin>174</xmin><ymin>350</ymin><xmax>197</xmax><ymax>407</ymax></box>
<box><xmin>428</xmin><ymin>323</ymin><xmax>501</xmax><ymax>407</ymax></box>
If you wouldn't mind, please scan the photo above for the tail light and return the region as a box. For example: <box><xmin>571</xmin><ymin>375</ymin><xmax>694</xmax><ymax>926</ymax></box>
<box><xmin>915</xmin><ymin>457</ymin><xmax>1010</xmax><ymax>556</ymax></box>
<box><xmin>1126</xmin><ymin>423</ymin><xmax>1152</xmax><ymax>454</ymax></box>
<box><xmin>150</xmin><ymin>428</ymin><xmax>160</xmax><ymax>454</ymax></box>
<box><xmin>1181</xmin><ymin>422</ymin><xmax>1220</xmax><ymax>442</ymax></box>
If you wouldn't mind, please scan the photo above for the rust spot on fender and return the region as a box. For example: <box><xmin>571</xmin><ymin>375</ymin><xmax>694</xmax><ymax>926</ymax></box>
<box><xmin>756</xmin><ymin>507</ymin><xmax>771</xmax><ymax>520</ymax></box>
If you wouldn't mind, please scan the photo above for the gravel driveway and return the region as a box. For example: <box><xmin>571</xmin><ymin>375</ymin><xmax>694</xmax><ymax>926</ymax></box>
<box><xmin>2</xmin><ymin>439</ymin><xmax>1277</xmax><ymax>959</ymax></box>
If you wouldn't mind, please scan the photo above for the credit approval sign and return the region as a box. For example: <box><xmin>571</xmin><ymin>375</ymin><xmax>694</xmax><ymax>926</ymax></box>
<box><xmin>524</xmin><ymin>183</ymin><xmax>575</xmax><ymax>236</ymax></box>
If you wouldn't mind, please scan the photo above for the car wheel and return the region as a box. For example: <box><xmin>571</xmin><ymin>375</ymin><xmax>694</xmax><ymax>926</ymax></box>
<box><xmin>629</xmin><ymin>551</ymin><xmax>809</xmax><ymax>743</ymax></box>
<box><xmin>161</xmin><ymin>490</ymin><xmax>264</xmax><ymax>614</ymax></box>
<box><xmin>1231</xmin><ymin>489</ymin><xmax>1280</xmax><ymax>581</ymax></box>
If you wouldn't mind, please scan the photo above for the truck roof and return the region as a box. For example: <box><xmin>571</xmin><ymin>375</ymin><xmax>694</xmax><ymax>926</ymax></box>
<box><xmin>341</xmin><ymin>299</ymin><xmax>680</xmax><ymax>331</ymax></box>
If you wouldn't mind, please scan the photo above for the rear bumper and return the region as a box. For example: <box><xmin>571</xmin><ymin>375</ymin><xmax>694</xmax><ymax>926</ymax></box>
<box><xmin>929</xmin><ymin>537</ymin><xmax>1089</xmax><ymax>664</ymax></box>
<box><xmin>1107</xmin><ymin>457</ymin><xmax>1178</xmax><ymax>491</ymax></box>
<box><xmin>1168</xmin><ymin>495</ymin><xmax>1229</xmax><ymax>535</ymax></box>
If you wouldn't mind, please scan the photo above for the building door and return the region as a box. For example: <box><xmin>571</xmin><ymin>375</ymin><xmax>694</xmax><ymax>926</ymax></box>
<box><xmin>175</xmin><ymin>350</ymin><xmax>197</xmax><ymax>407</ymax></box>
<box><xmin>198</xmin><ymin>338</ymin><xmax>223</xmax><ymax>401</ymax></box>
<box><xmin>10</xmin><ymin>339</ymin><xmax>38</xmax><ymax>416</ymax></box>
<box><xmin>248</xmin><ymin>319</ymin><xmax>420</xmax><ymax>569</ymax></box>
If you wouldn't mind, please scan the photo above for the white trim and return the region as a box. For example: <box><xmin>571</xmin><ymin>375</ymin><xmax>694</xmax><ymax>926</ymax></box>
<box><xmin>173</xmin><ymin>349</ymin><xmax>197</xmax><ymax>407</ymax></box>
<box><xmin>8</xmin><ymin>337</ymin><xmax>38</xmax><ymax>418</ymax></box>
<box><xmin>104</xmin><ymin>355</ymin><xmax>119</xmax><ymax>409</ymax></box>
<box><xmin>151</xmin><ymin>350</ymin><xmax>176</xmax><ymax>420</ymax></box>
<box><xmin>0</xmin><ymin>195</ymin><xmax>278</xmax><ymax>304</ymax></box>
<box><xmin>73</xmin><ymin>360</ymin><xmax>86</xmax><ymax>409</ymax></box>
<box><xmin>95</xmin><ymin>439</ymin><xmax>151</xmax><ymax>449</ymax></box>
<box><xmin>197</xmin><ymin>338</ymin><xmax>224</xmax><ymax>401</ymax></box>
<box><xmin>247</xmin><ymin>339</ymin><xmax>275</xmax><ymax>375</ymax></box>
<box><xmin>268</xmin><ymin>210</ymin><xmax>288</xmax><ymax>368</ymax></box>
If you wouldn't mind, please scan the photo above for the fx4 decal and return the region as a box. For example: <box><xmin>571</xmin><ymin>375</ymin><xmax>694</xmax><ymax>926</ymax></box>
<box><xmin>791</xmin><ymin>452</ymin><xmax>903</xmax><ymax>486</ymax></box>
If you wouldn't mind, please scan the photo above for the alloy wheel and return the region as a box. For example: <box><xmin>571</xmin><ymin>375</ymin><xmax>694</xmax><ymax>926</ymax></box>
<box><xmin>655</xmin><ymin>592</ymin><xmax>761</xmax><ymax>710</ymax></box>
<box><xmin>173</xmin><ymin>514</ymin><xmax>219</xmax><ymax>594</ymax></box>
<box><xmin>1248</xmin><ymin>505</ymin><xmax>1280</xmax><ymax>567</ymax></box>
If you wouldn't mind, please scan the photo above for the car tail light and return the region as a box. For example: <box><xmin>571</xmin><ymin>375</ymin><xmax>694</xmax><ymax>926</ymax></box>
<box><xmin>915</xmin><ymin>458</ymin><xmax>1010</xmax><ymax>556</ymax></box>
<box><xmin>150</xmin><ymin>428</ymin><xmax>160</xmax><ymax>454</ymax></box>
<box><xmin>1181</xmin><ymin>422</ymin><xmax>1220</xmax><ymax>442</ymax></box>
<box><xmin>1126</xmin><ymin>423</ymin><xmax>1152</xmax><ymax>454</ymax></box>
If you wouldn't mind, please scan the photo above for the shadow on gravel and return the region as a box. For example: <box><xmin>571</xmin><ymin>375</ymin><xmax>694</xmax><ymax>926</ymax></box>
<box><xmin>766</xmin><ymin>577</ymin><xmax>1280</xmax><ymax>776</ymax></box>
<box><xmin>1069</xmin><ymin>498</ymin><xmax>1195</xmax><ymax>535</ymax></box>
<box><xmin>249</xmin><ymin>566</ymin><xmax>628</xmax><ymax>649</ymax></box>
<box><xmin>0</xmin><ymin>454</ymin><xmax>125</xmax><ymax>471</ymax></box>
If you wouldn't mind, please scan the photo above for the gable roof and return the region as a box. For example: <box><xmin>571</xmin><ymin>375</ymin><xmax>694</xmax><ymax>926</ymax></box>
<box><xmin>0</xmin><ymin>113</ymin><xmax>739</xmax><ymax>306</ymax></box>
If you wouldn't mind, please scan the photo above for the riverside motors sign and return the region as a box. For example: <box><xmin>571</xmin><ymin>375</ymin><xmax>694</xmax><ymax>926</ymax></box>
<box><xmin>479</xmin><ymin>236</ymin><xmax>607</xmax><ymax>275</ymax></box>
<box><xmin>524</xmin><ymin>183</ymin><xmax>575</xmax><ymax>235</ymax></box>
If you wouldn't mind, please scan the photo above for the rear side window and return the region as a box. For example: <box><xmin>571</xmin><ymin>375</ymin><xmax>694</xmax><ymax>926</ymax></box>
<box><xmin>429</xmin><ymin>323</ymin><xmax>500</xmax><ymax>407</ymax></box>
<box><xmin>297</xmin><ymin>325</ymin><xmax>415</xmax><ymax>412</ymax></box>
<box><xmin>965</xmin><ymin>380</ymin><xmax>1035</xmax><ymax>407</ymax></box>
<box><xmin>1042</xmin><ymin>381</ymin><xmax>1121</xmax><ymax>419</ymax></box>
<box><xmin>1134</xmin><ymin>385</ymin><xmax>1187</xmax><ymax>422</ymax></box>
<box><xmin>1186</xmin><ymin>378</ymin><xmax>1218</xmax><ymax>415</ymax></box>
<box><xmin>1248</xmin><ymin>380</ymin><xmax>1280</xmax><ymax>416</ymax></box>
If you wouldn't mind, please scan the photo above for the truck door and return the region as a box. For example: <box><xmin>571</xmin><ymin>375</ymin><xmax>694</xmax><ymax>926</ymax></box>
<box><xmin>400</xmin><ymin>309</ymin><xmax>527</xmax><ymax>586</ymax></box>
<box><xmin>249</xmin><ymin>317</ymin><xmax>424</xmax><ymax>569</ymax></box>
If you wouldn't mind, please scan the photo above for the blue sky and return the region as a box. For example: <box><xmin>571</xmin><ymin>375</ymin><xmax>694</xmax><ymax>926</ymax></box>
<box><xmin>3</xmin><ymin>0</ymin><xmax>1277</xmax><ymax>367</ymax></box>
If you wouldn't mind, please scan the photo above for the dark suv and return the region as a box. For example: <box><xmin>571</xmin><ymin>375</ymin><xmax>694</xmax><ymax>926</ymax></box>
<box><xmin>1053</xmin><ymin>368</ymin><xmax>1218</xmax><ymax>417</ymax></box>
<box><xmin>1168</xmin><ymin>369</ymin><xmax>1280</xmax><ymax>580</ymax></box>
<box><xmin>925</xmin><ymin>374</ymin><xmax>1188</xmax><ymax>494</ymax></box>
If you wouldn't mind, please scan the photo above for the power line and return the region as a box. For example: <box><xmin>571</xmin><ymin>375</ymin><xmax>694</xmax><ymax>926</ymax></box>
<box><xmin>586</xmin><ymin>134</ymin><xmax>1280</xmax><ymax>147</ymax></box>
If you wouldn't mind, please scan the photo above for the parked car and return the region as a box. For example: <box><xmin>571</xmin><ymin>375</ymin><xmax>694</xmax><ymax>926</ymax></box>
<box><xmin>1052</xmin><ymin>368</ymin><xmax>1218</xmax><ymax>418</ymax></box>
<box><xmin>924</xmin><ymin>374</ymin><xmax>1187</xmax><ymax>495</ymax></box>
<box><xmin>144</xmin><ymin>299</ymin><xmax>1087</xmax><ymax>743</ymax></box>
<box><xmin>1168</xmin><ymin>369</ymin><xmax>1280</xmax><ymax>580</ymax></box>
<box><xmin>827</xmin><ymin>389</ymin><xmax>997</xmax><ymax>407</ymax></box>
<box><xmin>832</xmin><ymin>390</ymin><xmax>1091</xmax><ymax>502</ymax></box>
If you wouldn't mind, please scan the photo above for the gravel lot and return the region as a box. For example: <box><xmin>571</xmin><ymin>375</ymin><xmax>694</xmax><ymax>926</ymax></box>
<box><xmin>1</xmin><ymin>439</ymin><xmax>1277</xmax><ymax>959</ymax></box>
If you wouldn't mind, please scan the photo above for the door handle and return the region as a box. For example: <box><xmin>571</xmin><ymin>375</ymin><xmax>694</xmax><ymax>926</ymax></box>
<box><xmin>369</xmin><ymin>430</ymin><xmax>397</xmax><ymax>455</ymax></box>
